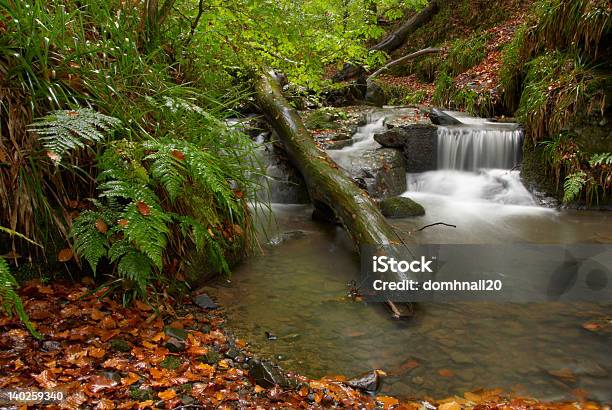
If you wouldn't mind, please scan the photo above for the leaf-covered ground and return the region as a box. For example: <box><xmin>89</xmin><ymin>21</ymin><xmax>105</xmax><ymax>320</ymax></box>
<box><xmin>0</xmin><ymin>281</ymin><xmax>608</xmax><ymax>409</ymax></box>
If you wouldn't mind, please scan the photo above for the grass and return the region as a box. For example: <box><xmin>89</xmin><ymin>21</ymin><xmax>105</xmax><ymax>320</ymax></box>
<box><xmin>444</xmin><ymin>33</ymin><xmax>490</xmax><ymax>76</ymax></box>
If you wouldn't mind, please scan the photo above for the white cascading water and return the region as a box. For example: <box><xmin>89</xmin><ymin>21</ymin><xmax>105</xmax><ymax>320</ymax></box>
<box><xmin>437</xmin><ymin>126</ymin><xmax>523</xmax><ymax>170</ymax></box>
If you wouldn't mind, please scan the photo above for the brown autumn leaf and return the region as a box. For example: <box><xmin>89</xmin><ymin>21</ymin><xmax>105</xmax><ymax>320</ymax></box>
<box><xmin>171</xmin><ymin>150</ymin><xmax>185</xmax><ymax>161</ymax></box>
<box><xmin>88</xmin><ymin>347</ymin><xmax>106</xmax><ymax>359</ymax></box>
<box><xmin>158</xmin><ymin>389</ymin><xmax>177</xmax><ymax>400</ymax></box>
<box><xmin>377</xmin><ymin>396</ymin><xmax>400</xmax><ymax>409</ymax></box>
<box><xmin>118</xmin><ymin>219</ymin><xmax>129</xmax><ymax>228</ymax></box>
<box><xmin>136</xmin><ymin>201</ymin><xmax>151</xmax><ymax>216</ymax></box>
<box><xmin>32</xmin><ymin>369</ymin><xmax>57</xmax><ymax>388</ymax></box>
<box><xmin>91</xmin><ymin>308</ymin><xmax>105</xmax><ymax>321</ymax></box>
<box><xmin>88</xmin><ymin>375</ymin><xmax>118</xmax><ymax>393</ymax></box>
<box><xmin>95</xmin><ymin>398</ymin><xmax>115</xmax><ymax>410</ymax></box>
<box><xmin>121</xmin><ymin>372</ymin><xmax>140</xmax><ymax>386</ymax></box>
<box><xmin>46</xmin><ymin>150</ymin><xmax>61</xmax><ymax>162</ymax></box>
<box><xmin>95</xmin><ymin>219</ymin><xmax>108</xmax><ymax>234</ymax></box>
<box><xmin>58</xmin><ymin>248</ymin><xmax>74</xmax><ymax>262</ymax></box>
<box><xmin>438</xmin><ymin>401</ymin><xmax>462</xmax><ymax>410</ymax></box>
<box><xmin>234</xmin><ymin>189</ymin><xmax>244</xmax><ymax>199</ymax></box>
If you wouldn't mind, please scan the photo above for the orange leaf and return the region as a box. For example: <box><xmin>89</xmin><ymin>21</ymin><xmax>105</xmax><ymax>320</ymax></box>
<box><xmin>136</xmin><ymin>201</ymin><xmax>151</xmax><ymax>216</ymax></box>
<box><xmin>58</xmin><ymin>248</ymin><xmax>74</xmax><ymax>262</ymax></box>
<box><xmin>91</xmin><ymin>308</ymin><xmax>105</xmax><ymax>321</ymax></box>
<box><xmin>46</xmin><ymin>151</ymin><xmax>61</xmax><ymax>162</ymax></box>
<box><xmin>377</xmin><ymin>396</ymin><xmax>399</xmax><ymax>409</ymax></box>
<box><xmin>158</xmin><ymin>389</ymin><xmax>176</xmax><ymax>400</ymax></box>
<box><xmin>118</xmin><ymin>219</ymin><xmax>129</xmax><ymax>228</ymax></box>
<box><xmin>171</xmin><ymin>150</ymin><xmax>185</xmax><ymax>161</ymax></box>
<box><xmin>95</xmin><ymin>219</ymin><xmax>108</xmax><ymax>234</ymax></box>
<box><xmin>254</xmin><ymin>385</ymin><xmax>265</xmax><ymax>394</ymax></box>
<box><xmin>142</xmin><ymin>340</ymin><xmax>157</xmax><ymax>350</ymax></box>
<box><xmin>32</xmin><ymin>369</ymin><xmax>57</xmax><ymax>388</ymax></box>
<box><xmin>89</xmin><ymin>347</ymin><xmax>106</xmax><ymax>359</ymax></box>
<box><xmin>122</xmin><ymin>372</ymin><xmax>140</xmax><ymax>386</ymax></box>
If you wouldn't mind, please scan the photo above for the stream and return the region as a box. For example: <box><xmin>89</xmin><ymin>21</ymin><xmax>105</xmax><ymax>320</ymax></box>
<box><xmin>210</xmin><ymin>109</ymin><xmax>612</xmax><ymax>403</ymax></box>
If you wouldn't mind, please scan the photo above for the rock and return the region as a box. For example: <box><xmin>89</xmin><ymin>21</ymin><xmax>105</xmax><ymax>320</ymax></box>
<box><xmin>380</xmin><ymin>196</ymin><xmax>425</xmax><ymax>218</ymax></box>
<box><xmin>248</xmin><ymin>359</ymin><xmax>291</xmax><ymax>388</ymax></box>
<box><xmin>365</xmin><ymin>81</ymin><xmax>387</xmax><ymax>107</ymax></box>
<box><xmin>201</xmin><ymin>350</ymin><xmax>221</xmax><ymax>364</ymax></box>
<box><xmin>268</xmin><ymin>230</ymin><xmax>310</xmax><ymax>246</ymax></box>
<box><xmin>449</xmin><ymin>351</ymin><xmax>474</xmax><ymax>365</ymax></box>
<box><xmin>429</xmin><ymin>108</ymin><xmax>462</xmax><ymax>125</ymax></box>
<box><xmin>374</xmin><ymin>124</ymin><xmax>438</xmax><ymax>172</ymax></box>
<box><xmin>165</xmin><ymin>337</ymin><xmax>186</xmax><ymax>353</ymax></box>
<box><xmin>348</xmin><ymin>148</ymin><xmax>407</xmax><ymax>199</ymax></box>
<box><xmin>256</xmin><ymin>142</ymin><xmax>310</xmax><ymax>204</ymax></box>
<box><xmin>164</xmin><ymin>327</ymin><xmax>188</xmax><ymax>341</ymax></box>
<box><xmin>411</xmin><ymin>376</ymin><xmax>424</xmax><ymax>385</ymax></box>
<box><xmin>109</xmin><ymin>338</ymin><xmax>131</xmax><ymax>353</ymax></box>
<box><xmin>42</xmin><ymin>340</ymin><xmax>61</xmax><ymax>351</ymax></box>
<box><xmin>193</xmin><ymin>293</ymin><xmax>218</xmax><ymax>310</ymax></box>
<box><xmin>304</xmin><ymin>108</ymin><xmax>346</xmax><ymax>130</ymax></box>
<box><xmin>346</xmin><ymin>370</ymin><xmax>383</xmax><ymax>393</ymax></box>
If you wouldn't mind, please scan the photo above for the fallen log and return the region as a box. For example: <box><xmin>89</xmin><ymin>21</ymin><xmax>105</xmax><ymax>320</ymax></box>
<box><xmin>367</xmin><ymin>47</ymin><xmax>441</xmax><ymax>80</ymax></box>
<box><xmin>370</xmin><ymin>0</ymin><xmax>438</xmax><ymax>53</ymax></box>
<box><xmin>334</xmin><ymin>0</ymin><xmax>439</xmax><ymax>81</ymax></box>
<box><xmin>252</xmin><ymin>69</ymin><xmax>404</xmax><ymax>248</ymax></box>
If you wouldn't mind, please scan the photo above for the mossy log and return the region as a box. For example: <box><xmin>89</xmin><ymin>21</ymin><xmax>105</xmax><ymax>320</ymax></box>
<box><xmin>252</xmin><ymin>70</ymin><xmax>406</xmax><ymax>249</ymax></box>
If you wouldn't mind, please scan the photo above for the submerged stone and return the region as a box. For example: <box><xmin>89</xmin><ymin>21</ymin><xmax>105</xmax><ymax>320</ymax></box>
<box><xmin>193</xmin><ymin>293</ymin><xmax>218</xmax><ymax>310</ymax></box>
<box><xmin>380</xmin><ymin>196</ymin><xmax>425</xmax><ymax>218</ymax></box>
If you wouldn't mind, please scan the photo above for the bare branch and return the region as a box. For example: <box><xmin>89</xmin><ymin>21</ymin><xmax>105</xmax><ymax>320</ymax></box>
<box><xmin>416</xmin><ymin>222</ymin><xmax>457</xmax><ymax>232</ymax></box>
<box><xmin>368</xmin><ymin>47</ymin><xmax>441</xmax><ymax>80</ymax></box>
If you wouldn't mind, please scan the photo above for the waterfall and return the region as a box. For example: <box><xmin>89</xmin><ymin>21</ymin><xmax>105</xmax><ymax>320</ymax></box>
<box><xmin>437</xmin><ymin>126</ymin><xmax>523</xmax><ymax>171</ymax></box>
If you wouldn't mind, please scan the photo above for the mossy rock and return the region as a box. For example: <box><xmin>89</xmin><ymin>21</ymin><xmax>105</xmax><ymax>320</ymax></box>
<box><xmin>304</xmin><ymin>108</ymin><xmax>347</xmax><ymax>130</ymax></box>
<box><xmin>380</xmin><ymin>196</ymin><xmax>425</xmax><ymax>218</ymax></box>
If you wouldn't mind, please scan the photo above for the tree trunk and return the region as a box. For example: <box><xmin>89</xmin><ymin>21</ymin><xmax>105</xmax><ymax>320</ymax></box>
<box><xmin>334</xmin><ymin>0</ymin><xmax>439</xmax><ymax>81</ymax></box>
<box><xmin>252</xmin><ymin>70</ymin><xmax>405</xmax><ymax>249</ymax></box>
<box><xmin>370</xmin><ymin>0</ymin><xmax>438</xmax><ymax>53</ymax></box>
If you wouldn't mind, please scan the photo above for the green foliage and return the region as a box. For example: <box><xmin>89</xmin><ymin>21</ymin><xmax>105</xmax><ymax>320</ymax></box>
<box><xmin>516</xmin><ymin>51</ymin><xmax>604</xmax><ymax>141</ymax></box>
<box><xmin>0</xmin><ymin>256</ymin><xmax>41</xmax><ymax>339</ymax></box>
<box><xmin>499</xmin><ymin>24</ymin><xmax>530</xmax><ymax>112</ymax></box>
<box><xmin>28</xmin><ymin>109</ymin><xmax>121</xmax><ymax>161</ymax></box>
<box><xmin>563</xmin><ymin>171</ymin><xmax>588</xmax><ymax>203</ymax></box>
<box><xmin>444</xmin><ymin>33</ymin><xmax>490</xmax><ymax>76</ymax></box>
<box><xmin>432</xmin><ymin>71</ymin><xmax>455</xmax><ymax>107</ymax></box>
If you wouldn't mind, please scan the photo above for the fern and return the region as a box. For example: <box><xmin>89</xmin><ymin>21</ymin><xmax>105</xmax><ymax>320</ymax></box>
<box><xmin>70</xmin><ymin>210</ymin><xmax>113</xmax><ymax>272</ymax></box>
<box><xmin>589</xmin><ymin>152</ymin><xmax>612</xmax><ymax>167</ymax></box>
<box><xmin>563</xmin><ymin>171</ymin><xmax>587</xmax><ymax>203</ymax></box>
<box><xmin>117</xmin><ymin>249</ymin><xmax>154</xmax><ymax>296</ymax></box>
<box><xmin>0</xmin><ymin>256</ymin><xmax>42</xmax><ymax>339</ymax></box>
<box><xmin>28</xmin><ymin>109</ymin><xmax>121</xmax><ymax>161</ymax></box>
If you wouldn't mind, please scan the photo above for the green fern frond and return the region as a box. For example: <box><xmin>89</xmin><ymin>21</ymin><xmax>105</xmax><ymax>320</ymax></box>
<box><xmin>122</xmin><ymin>202</ymin><xmax>171</xmax><ymax>269</ymax></box>
<box><xmin>70</xmin><ymin>210</ymin><xmax>112</xmax><ymax>272</ymax></box>
<box><xmin>0</xmin><ymin>257</ymin><xmax>42</xmax><ymax>339</ymax></box>
<box><xmin>589</xmin><ymin>152</ymin><xmax>612</xmax><ymax>167</ymax></box>
<box><xmin>117</xmin><ymin>250</ymin><xmax>153</xmax><ymax>296</ymax></box>
<box><xmin>563</xmin><ymin>171</ymin><xmax>587</xmax><ymax>203</ymax></box>
<box><xmin>28</xmin><ymin>109</ymin><xmax>121</xmax><ymax>161</ymax></box>
<box><xmin>144</xmin><ymin>142</ymin><xmax>188</xmax><ymax>202</ymax></box>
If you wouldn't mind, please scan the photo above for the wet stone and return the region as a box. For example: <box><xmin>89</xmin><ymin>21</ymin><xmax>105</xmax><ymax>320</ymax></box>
<box><xmin>346</xmin><ymin>370</ymin><xmax>382</xmax><ymax>393</ymax></box>
<box><xmin>109</xmin><ymin>338</ymin><xmax>131</xmax><ymax>353</ymax></box>
<box><xmin>193</xmin><ymin>293</ymin><xmax>218</xmax><ymax>310</ymax></box>
<box><xmin>165</xmin><ymin>337</ymin><xmax>186</xmax><ymax>353</ymax></box>
<box><xmin>248</xmin><ymin>359</ymin><xmax>291</xmax><ymax>388</ymax></box>
<box><xmin>164</xmin><ymin>326</ymin><xmax>188</xmax><ymax>341</ymax></box>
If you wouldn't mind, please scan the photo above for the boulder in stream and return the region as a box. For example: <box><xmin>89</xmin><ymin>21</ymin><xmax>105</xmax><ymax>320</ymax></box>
<box><xmin>365</xmin><ymin>81</ymin><xmax>387</xmax><ymax>107</ymax></box>
<box><xmin>380</xmin><ymin>196</ymin><xmax>425</xmax><ymax>218</ymax></box>
<box><xmin>374</xmin><ymin>124</ymin><xmax>438</xmax><ymax>172</ymax></box>
<box><xmin>349</xmin><ymin>148</ymin><xmax>407</xmax><ymax>199</ymax></box>
<box><xmin>429</xmin><ymin>108</ymin><xmax>462</xmax><ymax>125</ymax></box>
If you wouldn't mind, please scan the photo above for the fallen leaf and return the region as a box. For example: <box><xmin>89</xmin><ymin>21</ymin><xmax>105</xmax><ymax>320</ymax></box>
<box><xmin>121</xmin><ymin>372</ymin><xmax>140</xmax><ymax>386</ymax></box>
<box><xmin>91</xmin><ymin>308</ymin><xmax>105</xmax><ymax>320</ymax></box>
<box><xmin>158</xmin><ymin>389</ymin><xmax>176</xmax><ymax>400</ymax></box>
<box><xmin>171</xmin><ymin>150</ymin><xmax>185</xmax><ymax>161</ymax></box>
<box><xmin>32</xmin><ymin>369</ymin><xmax>57</xmax><ymax>388</ymax></box>
<box><xmin>95</xmin><ymin>219</ymin><xmax>108</xmax><ymax>234</ymax></box>
<box><xmin>58</xmin><ymin>248</ymin><xmax>74</xmax><ymax>262</ymax></box>
<box><xmin>136</xmin><ymin>201</ymin><xmax>151</xmax><ymax>216</ymax></box>
<box><xmin>88</xmin><ymin>347</ymin><xmax>106</xmax><ymax>359</ymax></box>
<box><xmin>377</xmin><ymin>396</ymin><xmax>399</xmax><ymax>409</ymax></box>
<box><xmin>439</xmin><ymin>401</ymin><xmax>461</xmax><ymax>410</ymax></box>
